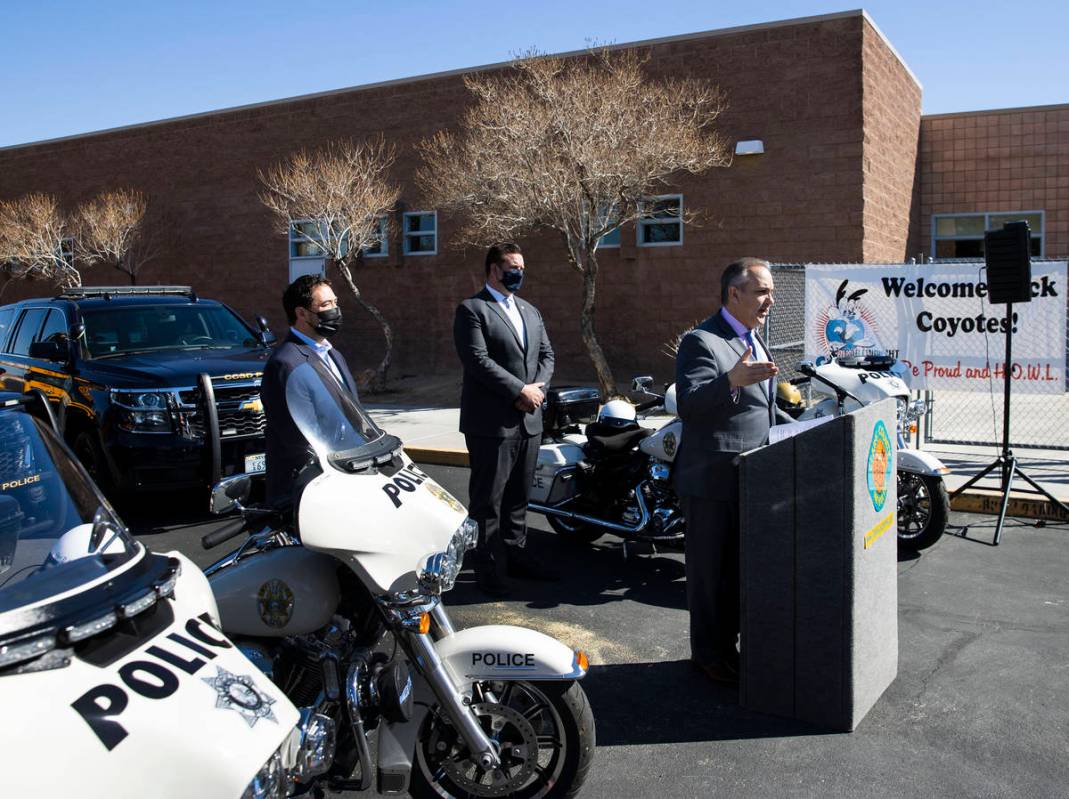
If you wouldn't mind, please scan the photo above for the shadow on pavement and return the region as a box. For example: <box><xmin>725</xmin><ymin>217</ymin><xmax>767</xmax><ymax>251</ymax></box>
<box><xmin>114</xmin><ymin>488</ymin><xmax>220</xmax><ymax>536</ymax></box>
<box><xmin>583</xmin><ymin>660</ymin><xmax>827</xmax><ymax>745</ymax></box>
<box><xmin>446</xmin><ymin>528</ymin><xmax>688</xmax><ymax>611</ymax></box>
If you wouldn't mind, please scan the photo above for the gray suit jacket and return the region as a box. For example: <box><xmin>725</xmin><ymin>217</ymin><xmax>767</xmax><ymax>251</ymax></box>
<box><xmin>673</xmin><ymin>311</ymin><xmax>787</xmax><ymax>500</ymax></box>
<box><xmin>454</xmin><ymin>288</ymin><xmax>554</xmax><ymax>438</ymax></box>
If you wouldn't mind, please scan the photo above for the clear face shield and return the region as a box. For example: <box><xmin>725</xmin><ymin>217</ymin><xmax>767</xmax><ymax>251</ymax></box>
<box><xmin>283</xmin><ymin>360</ymin><xmax>393</xmax><ymax>470</ymax></box>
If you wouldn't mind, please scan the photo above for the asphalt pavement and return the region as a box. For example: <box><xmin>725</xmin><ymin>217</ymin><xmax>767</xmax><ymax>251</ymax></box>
<box><xmin>123</xmin><ymin>467</ymin><xmax>1069</xmax><ymax>798</ymax></box>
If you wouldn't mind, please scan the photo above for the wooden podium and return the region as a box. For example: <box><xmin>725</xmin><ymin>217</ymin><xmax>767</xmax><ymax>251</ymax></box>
<box><xmin>738</xmin><ymin>399</ymin><xmax>898</xmax><ymax>731</ymax></box>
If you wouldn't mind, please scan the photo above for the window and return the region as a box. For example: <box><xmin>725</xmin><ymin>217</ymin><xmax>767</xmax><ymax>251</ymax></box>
<box><xmin>37</xmin><ymin>310</ymin><xmax>69</xmax><ymax>346</ymax></box>
<box><xmin>10</xmin><ymin>309</ymin><xmax>47</xmax><ymax>356</ymax></box>
<box><xmin>596</xmin><ymin>203</ymin><xmax>621</xmax><ymax>248</ymax></box>
<box><xmin>0</xmin><ymin>309</ymin><xmax>15</xmax><ymax>350</ymax></box>
<box><xmin>60</xmin><ymin>237</ymin><xmax>75</xmax><ymax>267</ymax></box>
<box><xmin>638</xmin><ymin>195</ymin><xmax>683</xmax><ymax>247</ymax></box>
<box><xmin>362</xmin><ymin>215</ymin><xmax>389</xmax><ymax>258</ymax></box>
<box><xmin>402</xmin><ymin>212</ymin><xmax>437</xmax><ymax>255</ymax></box>
<box><xmin>288</xmin><ymin>219</ymin><xmax>326</xmax><ymax>282</ymax></box>
<box><xmin>289</xmin><ymin>220</ymin><xmax>327</xmax><ymax>258</ymax></box>
<box><xmin>933</xmin><ymin>212</ymin><xmax>1044</xmax><ymax>259</ymax></box>
<box><xmin>81</xmin><ymin>305</ymin><xmax>258</xmax><ymax>358</ymax></box>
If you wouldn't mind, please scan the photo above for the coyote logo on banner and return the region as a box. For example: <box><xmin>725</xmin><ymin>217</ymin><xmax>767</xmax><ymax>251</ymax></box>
<box><xmin>812</xmin><ymin>279</ymin><xmax>887</xmax><ymax>358</ymax></box>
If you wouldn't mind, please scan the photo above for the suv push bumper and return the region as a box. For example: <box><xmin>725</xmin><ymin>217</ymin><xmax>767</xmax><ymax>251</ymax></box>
<box><xmin>105</xmin><ymin>430</ymin><xmax>265</xmax><ymax>492</ymax></box>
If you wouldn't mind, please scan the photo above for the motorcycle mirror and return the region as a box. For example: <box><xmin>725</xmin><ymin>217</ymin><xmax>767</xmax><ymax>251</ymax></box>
<box><xmin>631</xmin><ymin>375</ymin><xmax>654</xmax><ymax>393</ymax></box>
<box><xmin>210</xmin><ymin>474</ymin><xmax>252</xmax><ymax>515</ymax></box>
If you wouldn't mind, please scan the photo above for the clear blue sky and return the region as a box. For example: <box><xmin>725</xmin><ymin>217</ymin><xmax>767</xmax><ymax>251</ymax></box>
<box><xmin>3</xmin><ymin>0</ymin><xmax>1066</xmax><ymax>148</ymax></box>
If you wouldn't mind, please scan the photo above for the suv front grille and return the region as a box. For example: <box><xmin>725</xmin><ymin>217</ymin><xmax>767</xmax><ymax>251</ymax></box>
<box><xmin>177</xmin><ymin>380</ymin><xmax>265</xmax><ymax>441</ymax></box>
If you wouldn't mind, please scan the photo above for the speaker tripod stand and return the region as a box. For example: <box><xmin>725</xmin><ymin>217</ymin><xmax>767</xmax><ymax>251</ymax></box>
<box><xmin>950</xmin><ymin>301</ymin><xmax>1069</xmax><ymax>545</ymax></box>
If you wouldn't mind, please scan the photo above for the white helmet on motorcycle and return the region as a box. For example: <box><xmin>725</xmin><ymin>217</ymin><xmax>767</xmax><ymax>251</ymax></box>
<box><xmin>597</xmin><ymin>399</ymin><xmax>638</xmax><ymax>429</ymax></box>
<box><xmin>43</xmin><ymin>523</ymin><xmax>126</xmax><ymax>569</ymax></box>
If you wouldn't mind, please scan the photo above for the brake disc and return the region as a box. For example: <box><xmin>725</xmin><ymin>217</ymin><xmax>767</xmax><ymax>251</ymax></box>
<box><xmin>439</xmin><ymin>701</ymin><xmax>540</xmax><ymax>797</ymax></box>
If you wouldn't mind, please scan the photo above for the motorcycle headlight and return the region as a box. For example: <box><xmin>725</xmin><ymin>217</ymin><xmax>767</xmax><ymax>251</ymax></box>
<box><xmin>241</xmin><ymin>746</ymin><xmax>287</xmax><ymax>799</ymax></box>
<box><xmin>417</xmin><ymin>518</ymin><xmax>477</xmax><ymax>595</ymax></box>
<box><xmin>458</xmin><ymin>516</ymin><xmax>479</xmax><ymax>550</ymax></box>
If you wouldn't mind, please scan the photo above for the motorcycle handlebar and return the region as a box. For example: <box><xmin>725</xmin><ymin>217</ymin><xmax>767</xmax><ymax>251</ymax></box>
<box><xmin>634</xmin><ymin>397</ymin><xmax>663</xmax><ymax>413</ymax></box>
<box><xmin>201</xmin><ymin>518</ymin><xmax>249</xmax><ymax>550</ymax></box>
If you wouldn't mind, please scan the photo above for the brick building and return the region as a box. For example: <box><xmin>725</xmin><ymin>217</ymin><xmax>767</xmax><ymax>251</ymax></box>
<box><xmin>0</xmin><ymin>10</ymin><xmax>1065</xmax><ymax>384</ymax></box>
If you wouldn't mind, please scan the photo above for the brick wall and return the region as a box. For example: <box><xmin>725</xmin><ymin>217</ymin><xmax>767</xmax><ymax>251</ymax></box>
<box><xmin>918</xmin><ymin>104</ymin><xmax>1069</xmax><ymax>259</ymax></box>
<box><xmin>0</xmin><ymin>13</ymin><xmax>877</xmax><ymax>387</ymax></box>
<box><xmin>860</xmin><ymin>20</ymin><xmax>921</xmax><ymax>262</ymax></box>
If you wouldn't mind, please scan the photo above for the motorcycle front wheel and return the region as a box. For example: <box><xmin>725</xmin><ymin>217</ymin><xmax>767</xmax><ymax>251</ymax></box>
<box><xmin>897</xmin><ymin>472</ymin><xmax>949</xmax><ymax>551</ymax></box>
<box><xmin>410</xmin><ymin>680</ymin><xmax>595</xmax><ymax>799</ymax></box>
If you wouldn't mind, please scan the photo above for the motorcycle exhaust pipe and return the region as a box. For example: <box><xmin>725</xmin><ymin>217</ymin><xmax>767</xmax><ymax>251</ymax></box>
<box><xmin>529</xmin><ymin>481</ymin><xmax>651</xmax><ymax>534</ymax></box>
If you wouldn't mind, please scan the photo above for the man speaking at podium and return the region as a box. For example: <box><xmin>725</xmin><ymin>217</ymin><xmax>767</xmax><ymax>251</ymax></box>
<box><xmin>674</xmin><ymin>257</ymin><xmax>792</xmax><ymax>684</ymax></box>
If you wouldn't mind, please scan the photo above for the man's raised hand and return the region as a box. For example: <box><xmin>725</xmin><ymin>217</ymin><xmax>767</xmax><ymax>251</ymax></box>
<box><xmin>728</xmin><ymin>346</ymin><xmax>778</xmax><ymax>389</ymax></box>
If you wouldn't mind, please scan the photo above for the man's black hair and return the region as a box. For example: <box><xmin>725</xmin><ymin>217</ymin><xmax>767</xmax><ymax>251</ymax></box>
<box><xmin>283</xmin><ymin>273</ymin><xmax>332</xmax><ymax>324</ymax></box>
<box><xmin>720</xmin><ymin>257</ymin><xmax>770</xmax><ymax>305</ymax></box>
<box><xmin>485</xmin><ymin>242</ymin><xmax>523</xmax><ymax>275</ymax></box>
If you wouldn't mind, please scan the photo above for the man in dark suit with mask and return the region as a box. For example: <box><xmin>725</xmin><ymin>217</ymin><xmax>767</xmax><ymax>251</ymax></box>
<box><xmin>454</xmin><ymin>242</ymin><xmax>555</xmax><ymax>597</ymax></box>
<box><xmin>261</xmin><ymin>274</ymin><xmax>357</xmax><ymax>506</ymax></box>
<box><xmin>674</xmin><ymin>257</ymin><xmax>792</xmax><ymax>685</ymax></box>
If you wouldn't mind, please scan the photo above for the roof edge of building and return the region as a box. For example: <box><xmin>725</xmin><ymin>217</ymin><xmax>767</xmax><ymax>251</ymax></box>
<box><xmin>2</xmin><ymin>9</ymin><xmax>880</xmax><ymax>154</ymax></box>
<box><xmin>858</xmin><ymin>10</ymin><xmax>922</xmax><ymax>90</ymax></box>
<box><xmin>923</xmin><ymin>101</ymin><xmax>1069</xmax><ymax>120</ymax></box>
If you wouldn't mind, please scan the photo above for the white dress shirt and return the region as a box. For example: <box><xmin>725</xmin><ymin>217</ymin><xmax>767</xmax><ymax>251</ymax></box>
<box><xmin>485</xmin><ymin>283</ymin><xmax>525</xmax><ymax>344</ymax></box>
<box><xmin>290</xmin><ymin>326</ymin><xmax>347</xmax><ymax>388</ymax></box>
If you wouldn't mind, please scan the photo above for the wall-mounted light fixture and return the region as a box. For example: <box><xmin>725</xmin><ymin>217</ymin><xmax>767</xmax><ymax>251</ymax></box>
<box><xmin>735</xmin><ymin>139</ymin><xmax>765</xmax><ymax>156</ymax></box>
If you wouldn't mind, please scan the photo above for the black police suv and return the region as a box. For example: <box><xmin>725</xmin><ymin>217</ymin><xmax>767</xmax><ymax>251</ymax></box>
<box><xmin>0</xmin><ymin>286</ymin><xmax>277</xmax><ymax>496</ymax></box>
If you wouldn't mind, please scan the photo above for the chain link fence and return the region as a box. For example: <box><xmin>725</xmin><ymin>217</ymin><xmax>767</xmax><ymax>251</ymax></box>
<box><xmin>765</xmin><ymin>261</ymin><xmax>1069</xmax><ymax>451</ymax></box>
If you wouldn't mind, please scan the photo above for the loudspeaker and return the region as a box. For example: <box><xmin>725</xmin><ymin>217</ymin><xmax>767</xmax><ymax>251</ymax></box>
<box><xmin>985</xmin><ymin>221</ymin><xmax>1032</xmax><ymax>305</ymax></box>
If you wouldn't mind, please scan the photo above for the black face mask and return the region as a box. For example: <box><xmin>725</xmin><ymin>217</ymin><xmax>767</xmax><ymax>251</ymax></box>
<box><xmin>501</xmin><ymin>268</ymin><xmax>524</xmax><ymax>293</ymax></box>
<box><xmin>311</xmin><ymin>307</ymin><xmax>342</xmax><ymax>337</ymax></box>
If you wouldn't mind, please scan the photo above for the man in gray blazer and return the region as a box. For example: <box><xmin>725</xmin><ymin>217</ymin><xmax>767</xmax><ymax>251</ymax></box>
<box><xmin>674</xmin><ymin>257</ymin><xmax>791</xmax><ymax>684</ymax></box>
<box><xmin>454</xmin><ymin>243</ymin><xmax>555</xmax><ymax>597</ymax></box>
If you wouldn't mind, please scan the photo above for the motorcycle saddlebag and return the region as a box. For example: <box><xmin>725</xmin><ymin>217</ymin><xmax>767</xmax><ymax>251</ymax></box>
<box><xmin>544</xmin><ymin>386</ymin><xmax>601</xmax><ymax>436</ymax></box>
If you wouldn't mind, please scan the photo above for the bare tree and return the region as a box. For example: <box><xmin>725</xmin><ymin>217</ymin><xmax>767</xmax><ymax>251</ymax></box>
<box><xmin>74</xmin><ymin>188</ymin><xmax>158</xmax><ymax>285</ymax></box>
<box><xmin>419</xmin><ymin>48</ymin><xmax>731</xmax><ymax>397</ymax></box>
<box><xmin>0</xmin><ymin>193</ymin><xmax>81</xmax><ymax>292</ymax></box>
<box><xmin>260</xmin><ymin>139</ymin><xmax>400</xmax><ymax>390</ymax></box>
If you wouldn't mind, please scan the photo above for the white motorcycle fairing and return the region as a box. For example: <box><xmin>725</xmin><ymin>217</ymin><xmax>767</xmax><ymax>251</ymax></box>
<box><xmin>297</xmin><ymin>459</ymin><xmax>467</xmax><ymax>596</ymax></box>
<box><xmin>638</xmin><ymin>417</ymin><xmax>682</xmax><ymax>463</ymax></box>
<box><xmin>3</xmin><ymin>551</ymin><xmax>299</xmax><ymax>799</ymax></box>
<box><xmin>435</xmin><ymin>624</ymin><xmax>586</xmax><ymax>684</ymax></box>
<box><xmin>897</xmin><ymin>447</ymin><xmax>948</xmax><ymax>476</ymax></box>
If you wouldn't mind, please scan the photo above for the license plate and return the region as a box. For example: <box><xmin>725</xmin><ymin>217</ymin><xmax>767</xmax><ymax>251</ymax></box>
<box><xmin>244</xmin><ymin>453</ymin><xmax>266</xmax><ymax>475</ymax></box>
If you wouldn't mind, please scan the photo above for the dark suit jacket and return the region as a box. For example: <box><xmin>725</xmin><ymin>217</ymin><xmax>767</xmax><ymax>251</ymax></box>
<box><xmin>673</xmin><ymin>311</ymin><xmax>789</xmax><ymax>500</ymax></box>
<box><xmin>454</xmin><ymin>288</ymin><xmax>554</xmax><ymax>438</ymax></box>
<box><xmin>260</xmin><ymin>332</ymin><xmax>358</xmax><ymax>502</ymax></box>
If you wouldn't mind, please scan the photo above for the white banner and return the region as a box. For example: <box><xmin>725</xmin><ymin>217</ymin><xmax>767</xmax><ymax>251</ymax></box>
<box><xmin>803</xmin><ymin>262</ymin><xmax>1067</xmax><ymax>393</ymax></box>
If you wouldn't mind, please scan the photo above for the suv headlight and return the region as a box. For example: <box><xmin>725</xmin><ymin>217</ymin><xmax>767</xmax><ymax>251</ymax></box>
<box><xmin>418</xmin><ymin>517</ymin><xmax>478</xmax><ymax>595</ymax></box>
<box><xmin>111</xmin><ymin>390</ymin><xmax>174</xmax><ymax>433</ymax></box>
<box><xmin>241</xmin><ymin>746</ymin><xmax>287</xmax><ymax>799</ymax></box>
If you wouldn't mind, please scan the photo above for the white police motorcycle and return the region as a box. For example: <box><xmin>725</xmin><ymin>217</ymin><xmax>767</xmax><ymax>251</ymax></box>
<box><xmin>529</xmin><ymin>382</ymin><xmax>685</xmax><ymax>551</ymax></box>
<box><xmin>203</xmin><ymin>362</ymin><xmax>595</xmax><ymax>798</ymax></box>
<box><xmin>0</xmin><ymin>393</ymin><xmax>305</xmax><ymax>799</ymax></box>
<box><xmin>796</xmin><ymin>354</ymin><xmax>951</xmax><ymax>550</ymax></box>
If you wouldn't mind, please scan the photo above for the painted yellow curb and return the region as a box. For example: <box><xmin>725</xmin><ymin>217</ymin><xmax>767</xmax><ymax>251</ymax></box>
<box><xmin>950</xmin><ymin>490</ymin><xmax>1069</xmax><ymax>522</ymax></box>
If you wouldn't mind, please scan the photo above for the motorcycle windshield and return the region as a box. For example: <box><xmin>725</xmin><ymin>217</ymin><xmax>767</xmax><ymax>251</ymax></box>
<box><xmin>284</xmin><ymin>360</ymin><xmax>394</xmax><ymax>471</ymax></box>
<box><xmin>0</xmin><ymin>412</ymin><xmax>136</xmax><ymax>614</ymax></box>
